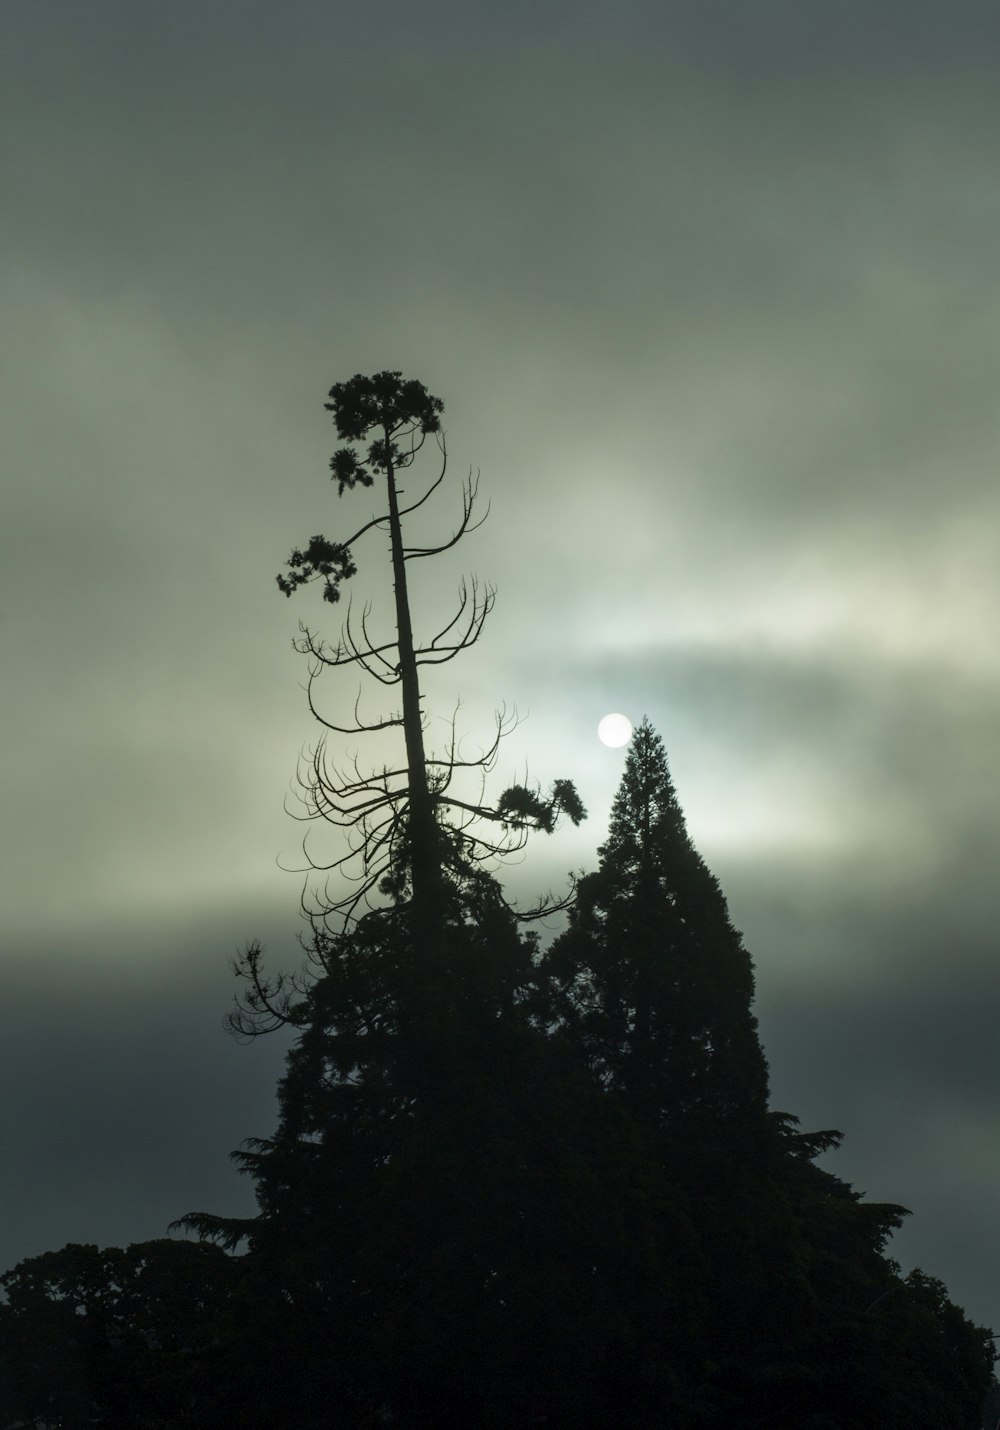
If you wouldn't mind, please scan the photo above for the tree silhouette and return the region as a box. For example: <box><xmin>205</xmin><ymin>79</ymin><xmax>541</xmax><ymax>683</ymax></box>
<box><xmin>232</xmin><ymin>371</ymin><xmax>583</xmax><ymax>1036</ymax></box>
<box><xmin>543</xmin><ymin>715</ymin><xmax>769</xmax><ymax>1126</ymax></box>
<box><xmin>167</xmin><ymin>546</ymin><xmax>996</xmax><ymax>1428</ymax></box>
<box><xmin>0</xmin><ymin>1239</ymin><xmax>244</xmax><ymax>1429</ymax></box>
<box><xmin>11</xmin><ymin>378</ymin><xmax>994</xmax><ymax>1427</ymax></box>
<box><xmin>542</xmin><ymin>718</ymin><xmax>998</xmax><ymax>1427</ymax></box>
<box><xmin>167</xmin><ymin>376</ymin><xmax>603</xmax><ymax>1422</ymax></box>
<box><xmin>273</xmin><ymin>368</ymin><xmax>586</xmax><ymax>949</ymax></box>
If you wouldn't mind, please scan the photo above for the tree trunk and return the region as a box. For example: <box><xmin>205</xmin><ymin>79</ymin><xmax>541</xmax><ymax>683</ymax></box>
<box><xmin>383</xmin><ymin>432</ymin><xmax>440</xmax><ymax>932</ymax></box>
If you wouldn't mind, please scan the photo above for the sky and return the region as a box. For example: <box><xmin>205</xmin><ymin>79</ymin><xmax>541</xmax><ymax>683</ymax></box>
<box><xmin>3</xmin><ymin>0</ymin><xmax>999</xmax><ymax>1336</ymax></box>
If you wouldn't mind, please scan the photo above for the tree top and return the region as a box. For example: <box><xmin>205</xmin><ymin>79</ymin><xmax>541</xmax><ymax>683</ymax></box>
<box><xmin>324</xmin><ymin>371</ymin><xmax>444</xmax><ymax>442</ymax></box>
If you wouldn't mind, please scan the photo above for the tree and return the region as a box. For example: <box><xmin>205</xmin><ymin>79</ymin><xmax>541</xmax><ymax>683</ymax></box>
<box><xmin>0</xmin><ymin>1239</ymin><xmax>244</xmax><ymax>1429</ymax></box>
<box><xmin>176</xmin><ymin>374</ymin><xmax>586</xmax><ymax>1239</ymax></box>
<box><xmin>544</xmin><ymin>715</ymin><xmax>769</xmax><ymax>1127</ymax></box>
<box><xmin>269</xmin><ymin>369</ymin><xmax>583</xmax><ymax>951</ymax></box>
<box><xmin>542</xmin><ymin>718</ymin><xmax>997</xmax><ymax>1428</ymax></box>
<box><xmin>8</xmin><ymin>376</ymin><xmax>995</xmax><ymax>1425</ymax></box>
<box><xmin>171</xmin><ymin>375</ymin><xmax>602</xmax><ymax>1423</ymax></box>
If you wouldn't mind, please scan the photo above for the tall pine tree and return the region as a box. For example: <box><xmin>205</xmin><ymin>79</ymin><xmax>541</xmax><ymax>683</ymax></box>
<box><xmin>544</xmin><ymin>717</ymin><xmax>996</xmax><ymax>1428</ymax></box>
<box><xmin>171</xmin><ymin>376</ymin><xmax>660</xmax><ymax>1427</ymax></box>
<box><xmin>545</xmin><ymin>716</ymin><xmax>769</xmax><ymax>1127</ymax></box>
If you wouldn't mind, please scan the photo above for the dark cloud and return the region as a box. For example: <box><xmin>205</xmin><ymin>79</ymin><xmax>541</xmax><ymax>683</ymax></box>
<box><xmin>2</xmin><ymin>0</ymin><xmax>998</xmax><ymax>1340</ymax></box>
<box><xmin>0</xmin><ymin>904</ymin><xmax>298</xmax><ymax>1279</ymax></box>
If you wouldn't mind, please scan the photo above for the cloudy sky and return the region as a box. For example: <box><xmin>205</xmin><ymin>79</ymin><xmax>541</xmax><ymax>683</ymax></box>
<box><xmin>3</xmin><ymin>0</ymin><xmax>999</xmax><ymax>1335</ymax></box>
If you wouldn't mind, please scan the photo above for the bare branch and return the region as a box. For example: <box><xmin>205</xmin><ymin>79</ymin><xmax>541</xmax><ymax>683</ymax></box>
<box><xmin>414</xmin><ymin>578</ymin><xmax>495</xmax><ymax>667</ymax></box>
<box><xmin>425</xmin><ymin>704</ymin><xmax>518</xmax><ymax>781</ymax></box>
<box><xmin>357</xmin><ymin>603</ymin><xmax>398</xmax><ymax>675</ymax></box>
<box><xmin>395</xmin><ymin>431</ymin><xmax>447</xmax><ymax>517</ymax></box>
<box><xmin>403</xmin><ymin>471</ymin><xmax>489</xmax><ymax>559</ymax></box>
<box><xmin>340</xmin><ymin>602</ymin><xmax>401</xmax><ymax>686</ymax></box>
<box><xmin>336</xmin><ymin>506</ymin><xmax>394</xmax><ymax>552</ymax></box>
<box><xmin>305</xmin><ymin>675</ymin><xmax>404</xmax><ymax>737</ymax></box>
<box><xmin>293</xmin><ymin>622</ymin><xmax>355</xmax><ymax>669</ymax></box>
<box><xmin>248</xmin><ymin>373</ymin><xmax>586</xmax><ymax>1029</ymax></box>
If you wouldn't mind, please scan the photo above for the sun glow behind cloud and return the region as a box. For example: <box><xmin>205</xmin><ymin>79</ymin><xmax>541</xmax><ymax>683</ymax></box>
<box><xmin>575</xmin><ymin>512</ymin><xmax>1000</xmax><ymax>682</ymax></box>
<box><xmin>684</xmin><ymin>779</ymin><xmax>849</xmax><ymax>858</ymax></box>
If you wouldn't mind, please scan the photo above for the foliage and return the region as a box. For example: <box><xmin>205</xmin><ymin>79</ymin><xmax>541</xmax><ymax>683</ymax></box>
<box><xmin>537</xmin><ymin>716</ymin><xmax>995</xmax><ymax>1426</ymax></box>
<box><xmin>542</xmin><ymin>716</ymin><xmax>769</xmax><ymax>1124</ymax></box>
<box><xmin>6</xmin><ymin>379</ymin><xmax>995</xmax><ymax>1428</ymax></box>
<box><xmin>0</xmin><ymin>1239</ymin><xmax>244</xmax><ymax>1429</ymax></box>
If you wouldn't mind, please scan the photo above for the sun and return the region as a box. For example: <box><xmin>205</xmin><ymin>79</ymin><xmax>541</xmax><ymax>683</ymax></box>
<box><xmin>598</xmin><ymin>713</ymin><xmax>632</xmax><ymax>748</ymax></box>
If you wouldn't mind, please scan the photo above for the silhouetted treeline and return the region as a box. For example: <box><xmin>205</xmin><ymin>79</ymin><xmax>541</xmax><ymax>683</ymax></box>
<box><xmin>3</xmin><ymin>723</ymin><xmax>994</xmax><ymax>1426</ymax></box>
<box><xmin>2</xmin><ymin>377</ymin><xmax>994</xmax><ymax>1426</ymax></box>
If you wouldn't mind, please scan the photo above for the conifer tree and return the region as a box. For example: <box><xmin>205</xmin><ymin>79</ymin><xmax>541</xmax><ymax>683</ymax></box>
<box><xmin>171</xmin><ymin>375</ymin><xmax>606</xmax><ymax>1425</ymax></box>
<box><xmin>543</xmin><ymin>718</ymin><xmax>997</xmax><ymax>1428</ymax></box>
<box><xmin>176</xmin><ymin>372</ymin><xmax>585</xmax><ymax>1239</ymax></box>
<box><xmin>545</xmin><ymin>715</ymin><xmax>769</xmax><ymax>1126</ymax></box>
<box><xmin>267</xmin><ymin>369</ymin><xmax>583</xmax><ymax>948</ymax></box>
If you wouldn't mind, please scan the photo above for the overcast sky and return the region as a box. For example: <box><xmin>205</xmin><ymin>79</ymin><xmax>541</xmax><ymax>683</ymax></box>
<box><xmin>3</xmin><ymin>0</ymin><xmax>999</xmax><ymax>1336</ymax></box>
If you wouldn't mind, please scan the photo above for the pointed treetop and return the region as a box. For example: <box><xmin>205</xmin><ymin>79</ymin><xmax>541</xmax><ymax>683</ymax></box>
<box><xmin>561</xmin><ymin>715</ymin><xmax>770</xmax><ymax>1123</ymax></box>
<box><xmin>600</xmin><ymin>717</ymin><xmax>692</xmax><ymax>879</ymax></box>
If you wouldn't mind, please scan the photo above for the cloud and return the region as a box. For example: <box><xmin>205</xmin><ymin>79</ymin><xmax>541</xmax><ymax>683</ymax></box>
<box><xmin>3</xmin><ymin>0</ymin><xmax>999</xmax><ymax>1341</ymax></box>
